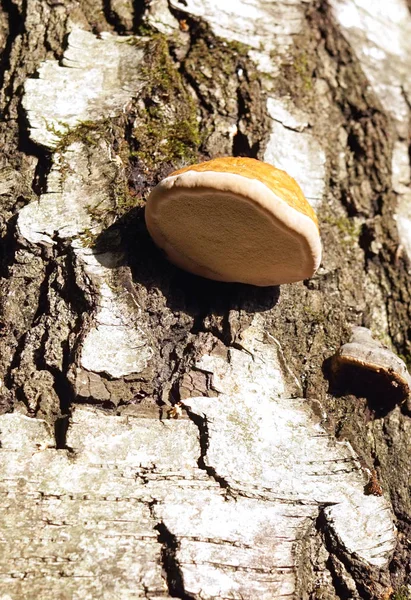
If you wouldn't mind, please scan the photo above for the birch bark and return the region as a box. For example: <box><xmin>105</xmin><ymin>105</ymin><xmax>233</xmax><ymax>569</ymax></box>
<box><xmin>0</xmin><ymin>1</ymin><xmax>410</xmax><ymax>598</ymax></box>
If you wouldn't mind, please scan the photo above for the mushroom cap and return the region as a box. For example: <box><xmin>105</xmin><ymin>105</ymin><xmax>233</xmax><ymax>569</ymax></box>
<box><xmin>145</xmin><ymin>156</ymin><xmax>322</xmax><ymax>286</ymax></box>
<box><xmin>332</xmin><ymin>326</ymin><xmax>411</xmax><ymax>403</ymax></box>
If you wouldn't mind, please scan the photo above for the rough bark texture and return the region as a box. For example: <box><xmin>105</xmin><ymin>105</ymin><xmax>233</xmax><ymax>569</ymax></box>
<box><xmin>0</xmin><ymin>0</ymin><xmax>410</xmax><ymax>599</ymax></box>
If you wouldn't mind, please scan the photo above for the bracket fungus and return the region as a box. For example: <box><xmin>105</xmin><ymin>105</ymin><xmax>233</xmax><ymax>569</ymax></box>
<box><xmin>331</xmin><ymin>327</ymin><xmax>411</xmax><ymax>406</ymax></box>
<box><xmin>145</xmin><ymin>157</ymin><xmax>321</xmax><ymax>286</ymax></box>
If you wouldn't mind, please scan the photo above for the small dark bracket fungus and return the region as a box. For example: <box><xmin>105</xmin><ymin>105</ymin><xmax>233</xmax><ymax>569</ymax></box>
<box><xmin>331</xmin><ymin>326</ymin><xmax>411</xmax><ymax>408</ymax></box>
<box><xmin>145</xmin><ymin>157</ymin><xmax>322</xmax><ymax>286</ymax></box>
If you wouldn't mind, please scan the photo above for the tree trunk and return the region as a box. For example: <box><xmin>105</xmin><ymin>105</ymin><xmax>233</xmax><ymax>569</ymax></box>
<box><xmin>0</xmin><ymin>0</ymin><xmax>410</xmax><ymax>598</ymax></box>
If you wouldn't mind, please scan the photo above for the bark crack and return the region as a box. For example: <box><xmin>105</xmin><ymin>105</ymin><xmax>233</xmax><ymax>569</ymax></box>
<box><xmin>0</xmin><ymin>0</ymin><xmax>25</xmax><ymax>114</ymax></box>
<box><xmin>315</xmin><ymin>508</ymin><xmax>375</xmax><ymax>600</ymax></box>
<box><xmin>153</xmin><ymin>519</ymin><xmax>196</xmax><ymax>600</ymax></box>
<box><xmin>182</xmin><ymin>403</ymin><xmax>235</xmax><ymax>498</ymax></box>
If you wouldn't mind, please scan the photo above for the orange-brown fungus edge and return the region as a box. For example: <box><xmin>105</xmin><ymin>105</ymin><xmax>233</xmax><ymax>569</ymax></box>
<box><xmin>171</xmin><ymin>157</ymin><xmax>319</xmax><ymax>228</ymax></box>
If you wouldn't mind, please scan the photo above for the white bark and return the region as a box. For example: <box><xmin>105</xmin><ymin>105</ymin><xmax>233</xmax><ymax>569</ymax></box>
<box><xmin>0</xmin><ymin>1</ymin><xmax>410</xmax><ymax>598</ymax></box>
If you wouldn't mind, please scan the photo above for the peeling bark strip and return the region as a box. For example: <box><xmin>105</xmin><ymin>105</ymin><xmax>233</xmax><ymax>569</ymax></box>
<box><xmin>0</xmin><ymin>0</ymin><xmax>410</xmax><ymax>599</ymax></box>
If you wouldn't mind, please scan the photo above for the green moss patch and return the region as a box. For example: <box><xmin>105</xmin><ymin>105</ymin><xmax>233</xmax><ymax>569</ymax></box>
<box><xmin>131</xmin><ymin>34</ymin><xmax>201</xmax><ymax>168</ymax></box>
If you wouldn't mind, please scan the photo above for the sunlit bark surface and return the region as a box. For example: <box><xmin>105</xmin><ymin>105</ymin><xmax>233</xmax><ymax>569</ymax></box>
<box><xmin>0</xmin><ymin>1</ymin><xmax>410</xmax><ymax>598</ymax></box>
